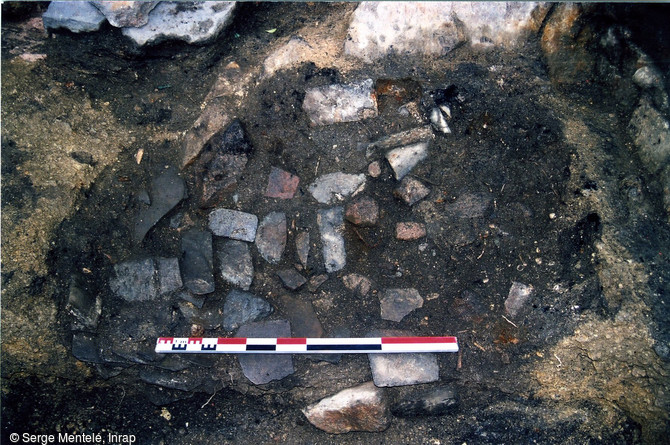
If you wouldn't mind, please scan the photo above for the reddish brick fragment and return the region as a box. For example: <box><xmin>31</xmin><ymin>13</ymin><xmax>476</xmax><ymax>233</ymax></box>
<box><xmin>265</xmin><ymin>166</ymin><xmax>299</xmax><ymax>199</ymax></box>
<box><xmin>395</xmin><ymin>222</ymin><xmax>426</xmax><ymax>240</ymax></box>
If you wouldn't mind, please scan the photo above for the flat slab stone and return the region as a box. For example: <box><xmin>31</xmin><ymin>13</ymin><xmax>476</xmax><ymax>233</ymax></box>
<box><xmin>308</xmin><ymin>172</ymin><xmax>366</xmax><ymax>204</ymax></box>
<box><xmin>222</xmin><ymin>290</ymin><xmax>273</xmax><ymax>331</ymax></box>
<box><xmin>317</xmin><ymin>207</ymin><xmax>346</xmax><ymax>273</ymax></box>
<box><xmin>379</xmin><ymin>288</ymin><xmax>423</xmax><ymax>322</ymax></box>
<box><xmin>394</xmin><ymin>176</ymin><xmax>430</xmax><ymax>205</ymax></box>
<box><xmin>133</xmin><ymin>167</ymin><xmax>186</xmax><ymax>243</ymax></box>
<box><xmin>157</xmin><ymin>257</ymin><xmax>182</xmax><ymax>295</ymax></box>
<box><xmin>265</xmin><ymin>166</ymin><xmax>300</xmax><ymax>199</ymax></box>
<box><xmin>277</xmin><ymin>268</ymin><xmax>307</xmax><ymax>290</ymax></box>
<box><xmin>236</xmin><ymin>320</ymin><xmax>294</xmax><ymax>385</ymax></box>
<box><xmin>302</xmin><ymin>381</ymin><xmax>390</xmax><ymax>433</ymax></box>
<box><xmin>302</xmin><ymin>79</ymin><xmax>378</xmax><ymax>126</ymax></box>
<box><xmin>505</xmin><ymin>282</ymin><xmax>534</xmax><ymax>318</ymax></box>
<box><xmin>386</xmin><ymin>142</ymin><xmax>429</xmax><ymax>180</ymax></box>
<box><xmin>180</xmin><ymin>230</ymin><xmax>215</xmax><ymax>295</ymax></box>
<box><xmin>110</xmin><ymin>258</ymin><xmax>157</xmax><ymax>301</ymax></box>
<box><xmin>209</xmin><ymin>209</ymin><xmax>258</xmax><ymax>242</ymax></box>
<box><xmin>367</xmin><ymin>330</ymin><xmax>438</xmax><ymax>387</ymax></box>
<box><xmin>255</xmin><ymin>212</ymin><xmax>287</xmax><ymax>263</ymax></box>
<box><xmin>218</xmin><ymin>240</ymin><xmax>254</xmax><ymax>290</ymax></box>
<box><xmin>281</xmin><ymin>295</ymin><xmax>323</xmax><ymax>338</ymax></box>
<box><xmin>43</xmin><ymin>1</ymin><xmax>106</xmax><ymax>33</ymax></box>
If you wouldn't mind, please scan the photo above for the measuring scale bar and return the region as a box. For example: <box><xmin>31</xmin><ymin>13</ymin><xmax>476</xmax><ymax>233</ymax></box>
<box><xmin>156</xmin><ymin>336</ymin><xmax>458</xmax><ymax>354</ymax></box>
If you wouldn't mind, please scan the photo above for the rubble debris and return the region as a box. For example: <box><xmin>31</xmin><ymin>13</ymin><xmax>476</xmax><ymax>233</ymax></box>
<box><xmin>345</xmin><ymin>196</ymin><xmax>379</xmax><ymax>226</ymax></box>
<box><xmin>295</xmin><ymin>231</ymin><xmax>310</xmax><ymax>268</ymax></box>
<box><xmin>133</xmin><ymin>167</ymin><xmax>186</xmax><ymax>243</ymax></box>
<box><xmin>180</xmin><ymin>230</ymin><xmax>215</xmax><ymax>295</ymax></box>
<box><xmin>217</xmin><ymin>240</ymin><xmax>254</xmax><ymax>290</ymax></box>
<box><xmin>68</xmin><ymin>274</ymin><xmax>102</xmax><ymax>330</ymax></box>
<box><xmin>396</xmin><ymin>222</ymin><xmax>427</xmax><ymax>240</ymax></box>
<box><xmin>109</xmin><ymin>258</ymin><xmax>157</xmax><ymax>302</ymax></box>
<box><xmin>302</xmin><ymin>79</ymin><xmax>378</xmax><ymax>126</ymax></box>
<box><xmin>236</xmin><ymin>320</ymin><xmax>294</xmax><ymax>385</ymax></box>
<box><xmin>209</xmin><ymin>209</ymin><xmax>258</xmax><ymax>242</ymax></box>
<box><xmin>317</xmin><ymin>207</ymin><xmax>347</xmax><ymax>273</ymax></box>
<box><xmin>277</xmin><ymin>268</ymin><xmax>307</xmax><ymax>290</ymax></box>
<box><xmin>505</xmin><ymin>282</ymin><xmax>534</xmax><ymax>318</ymax></box>
<box><xmin>379</xmin><ymin>288</ymin><xmax>423</xmax><ymax>322</ymax></box>
<box><xmin>222</xmin><ymin>289</ymin><xmax>273</xmax><ymax>331</ymax></box>
<box><xmin>391</xmin><ymin>386</ymin><xmax>457</xmax><ymax>417</ymax></box>
<box><xmin>342</xmin><ymin>273</ymin><xmax>372</xmax><ymax>297</ymax></box>
<box><xmin>394</xmin><ymin>177</ymin><xmax>430</xmax><ymax>206</ymax></box>
<box><xmin>386</xmin><ymin>142</ymin><xmax>429</xmax><ymax>180</ymax></box>
<box><xmin>308</xmin><ymin>172</ymin><xmax>366</xmax><ymax>204</ymax></box>
<box><xmin>374</xmin><ymin>78</ymin><xmax>423</xmax><ymax>114</ymax></box>
<box><xmin>138</xmin><ymin>368</ymin><xmax>203</xmax><ymax>392</ymax></box>
<box><xmin>42</xmin><ymin>1</ymin><xmax>106</xmax><ymax>33</ymax></box>
<box><xmin>255</xmin><ymin>212</ymin><xmax>287</xmax><ymax>263</ymax></box>
<box><xmin>265</xmin><ymin>166</ymin><xmax>300</xmax><ymax>199</ymax></box>
<box><xmin>177</xmin><ymin>301</ymin><xmax>221</xmax><ymax>330</ymax></box>
<box><xmin>302</xmin><ymin>382</ymin><xmax>390</xmax><ymax>433</ymax></box>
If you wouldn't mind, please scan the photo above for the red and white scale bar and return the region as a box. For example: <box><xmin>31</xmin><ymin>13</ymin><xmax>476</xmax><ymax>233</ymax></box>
<box><xmin>156</xmin><ymin>336</ymin><xmax>458</xmax><ymax>354</ymax></box>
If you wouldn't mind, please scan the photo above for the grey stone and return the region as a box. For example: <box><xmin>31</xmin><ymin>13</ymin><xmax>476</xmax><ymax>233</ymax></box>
<box><xmin>277</xmin><ymin>268</ymin><xmax>307</xmax><ymax>290</ymax></box>
<box><xmin>445</xmin><ymin>193</ymin><xmax>493</xmax><ymax>218</ymax></box>
<box><xmin>367</xmin><ymin>330</ymin><xmax>439</xmax><ymax>387</ymax></box>
<box><xmin>296</xmin><ymin>231</ymin><xmax>310</xmax><ymax>268</ymax></box>
<box><xmin>182</xmin><ymin>107</ymin><xmax>229</xmax><ymax>169</ymax></box>
<box><xmin>281</xmin><ymin>295</ymin><xmax>323</xmax><ymax>338</ymax></box>
<box><xmin>72</xmin><ymin>332</ymin><xmax>101</xmax><ymax>363</ymax></box>
<box><xmin>236</xmin><ymin>320</ymin><xmax>294</xmax><ymax>385</ymax></box>
<box><xmin>179</xmin><ymin>291</ymin><xmax>206</xmax><ymax>309</ymax></box>
<box><xmin>391</xmin><ymin>386</ymin><xmax>457</xmax><ymax>417</ymax></box>
<box><xmin>122</xmin><ymin>1</ymin><xmax>236</xmax><ymax>46</ymax></box>
<box><xmin>177</xmin><ymin>301</ymin><xmax>222</xmax><ymax>330</ymax></box>
<box><xmin>180</xmin><ymin>230</ymin><xmax>215</xmax><ymax>295</ymax></box>
<box><xmin>255</xmin><ymin>212</ymin><xmax>287</xmax><ymax>263</ymax></box>
<box><xmin>157</xmin><ymin>257</ymin><xmax>182</xmax><ymax>295</ymax></box>
<box><xmin>218</xmin><ymin>240</ymin><xmax>253</xmax><ymax>290</ymax></box>
<box><xmin>308</xmin><ymin>172</ymin><xmax>366</xmax><ymax>204</ymax></box>
<box><xmin>379</xmin><ymin>288</ymin><xmax>423</xmax><ymax>322</ymax></box>
<box><xmin>302</xmin><ymin>382</ymin><xmax>390</xmax><ymax>433</ymax></box>
<box><xmin>136</xmin><ymin>189</ymin><xmax>150</xmax><ymax>205</ymax></box>
<box><xmin>67</xmin><ymin>274</ymin><xmax>101</xmax><ymax>330</ymax></box>
<box><xmin>629</xmin><ymin>97</ymin><xmax>670</xmax><ymax>174</ymax></box>
<box><xmin>342</xmin><ymin>274</ymin><xmax>372</xmax><ymax>297</ymax></box>
<box><xmin>317</xmin><ymin>207</ymin><xmax>346</xmax><ymax>273</ymax></box>
<box><xmin>633</xmin><ymin>66</ymin><xmax>665</xmax><ymax>90</ymax></box>
<box><xmin>302</xmin><ymin>79</ymin><xmax>378</xmax><ymax>126</ymax></box>
<box><xmin>109</xmin><ymin>258</ymin><xmax>157</xmax><ymax>301</ymax></box>
<box><xmin>394</xmin><ymin>176</ymin><xmax>430</xmax><ymax>206</ymax></box>
<box><xmin>505</xmin><ymin>282</ymin><xmax>534</xmax><ymax>318</ymax></box>
<box><xmin>90</xmin><ymin>1</ymin><xmax>158</xmax><ymax>27</ymax></box>
<box><xmin>222</xmin><ymin>290</ymin><xmax>273</xmax><ymax>331</ymax></box>
<box><xmin>42</xmin><ymin>1</ymin><xmax>106</xmax><ymax>33</ymax></box>
<box><xmin>345</xmin><ymin>196</ymin><xmax>379</xmax><ymax>226</ymax></box>
<box><xmin>209</xmin><ymin>209</ymin><xmax>258</xmax><ymax>242</ymax></box>
<box><xmin>308</xmin><ymin>274</ymin><xmax>328</xmax><ymax>293</ymax></box>
<box><xmin>133</xmin><ymin>167</ymin><xmax>186</xmax><ymax>243</ymax></box>
<box><xmin>386</xmin><ymin>142</ymin><xmax>429</xmax><ymax>180</ymax></box>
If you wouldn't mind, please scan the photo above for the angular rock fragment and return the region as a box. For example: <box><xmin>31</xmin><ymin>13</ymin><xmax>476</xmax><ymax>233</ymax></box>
<box><xmin>180</xmin><ymin>230</ymin><xmax>215</xmax><ymax>295</ymax></box>
<box><xmin>308</xmin><ymin>173</ymin><xmax>366</xmax><ymax>204</ymax></box>
<box><xmin>345</xmin><ymin>196</ymin><xmax>379</xmax><ymax>226</ymax></box>
<box><xmin>133</xmin><ymin>167</ymin><xmax>186</xmax><ymax>243</ymax></box>
<box><xmin>256</xmin><ymin>212</ymin><xmax>287</xmax><ymax>263</ymax></box>
<box><xmin>281</xmin><ymin>295</ymin><xmax>323</xmax><ymax>338</ymax></box>
<box><xmin>42</xmin><ymin>1</ymin><xmax>106</xmax><ymax>33</ymax></box>
<box><xmin>222</xmin><ymin>290</ymin><xmax>273</xmax><ymax>331</ymax></box>
<box><xmin>265</xmin><ymin>166</ymin><xmax>300</xmax><ymax>199</ymax></box>
<box><xmin>110</xmin><ymin>258</ymin><xmax>157</xmax><ymax>301</ymax></box>
<box><xmin>179</xmin><ymin>291</ymin><xmax>205</xmax><ymax>309</ymax></box>
<box><xmin>317</xmin><ymin>207</ymin><xmax>346</xmax><ymax>273</ymax></box>
<box><xmin>505</xmin><ymin>282</ymin><xmax>534</xmax><ymax>318</ymax></box>
<box><xmin>209</xmin><ymin>209</ymin><xmax>258</xmax><ymax>242</ymax></box>
<box><xmin>368</xmin><ymin>161</ymin><xmax>382</xmax><ymax>178</ymax></box>
<box><xmin>236</xmin><ymin>320</ymin><xmax>294</xmax><ymax>384</ymax></box>
<box><xmin>218</xmin><ymin>240</ymin><xmax>253</xmax><ymax>290</ymax></box>
<box><xmin>182</xmin><ymin>107</ymin><xmax>229</xmax><ymax>169</ymax></box>
<box><xmin>386</xmin><ymin>142</ymin><xmax>429</xmax><ymax>180</ymax></box>
<box><xmin>308</xmin><ymin>274</ymin><xmax>328</xmax><ymax>293</ymax></box>
<box><xmin>68</xmin><ymin>274</ymin><xmax>102</xmax><ymax>330</ymax></box>
<box><xmin>295</xmin><ymin>231</ymin><xmax>310</xmax><ymax>268</ymax></box>
<box><xmin>277</xmin><ymin>268</ymin><xmax>307</xmax><ymax>290</ymax></box>
<box><xmin>379</xmin><ymin>288</ymin><xmax>423</xmax><ymax>322</ymax></box>
<box><xmin>157</xmin><ymin>257</ymin><xmax>182</xmax><ymax>295</ymax></box>
<box><xmin>342</xmin><ymin>274</ymin><xmax>372</xmax><ymax>297</ymax></box>
<box><xmin>302</xmin><ymin>79</ymin><xmax>378</xmax><ymax>126</ymax></box>
<box><xmin>396</xmin><ymin>222</ymin><xmax>426</xmax><ymax>241</ymax></box>
<box><xmin>391</xmin><ymin>386</ymin><xmax>457</xmax><ymax>417</ymax></box>
<box><xmin>177</xmin><ymin>301</ymin><xmax>222</xmax><ymax>330</ymax></box>
<box><xmin>90</xmin><ymin>1</ymin><xmax>158</xmax><ymax>27</ymax></box>
<box><xmin>72</xmin><ymin>332</ymin><xmax>101</xmax><ymax>363</ymax></box>
<box><xmin>302</xmin><ymin>382</ymin><xmax>390</xmax><ymax>433</ymax></box>
<box><xmin>394</xmin><ymin>176</ymin><xmax>430</xmax><ymax>205</ymax></box>
<box><xmin>367</xmin><ymin>126</ymin><xmax>433</xmax><ymax>152</ymax></box>
<box><xmin>367</xmin><ymin>330</ymin><xmax>438</xmax><ymax>387</ymax></box>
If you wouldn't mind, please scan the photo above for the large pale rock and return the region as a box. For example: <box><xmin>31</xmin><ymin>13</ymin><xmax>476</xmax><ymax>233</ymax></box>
<box><xmin>182</xmin><ymin>107</ymin><xmax>229</xmax><ymax>169</ymax></box>
<box><xmin>309</xmin><ymin>173</ymin><xmax>366</xmax><ymax>204</ymax></box>
<box><xmin>302</xmin><ymin>382</ymin><xmax>390</xmax><ymax>433</ymax></box>
<box><xmin>42</xmin><ymin>1</ymin><xmax>106</xmax><ymax>33</ymax></box>
<box><xmin>302</xmin><ymin>79</ymin><xmax>378</xmax><ymax>126</ymax></box>
<box><xmin>90</xmin><ymin>1</ymin><xmax>159</xmax><ymax>27</ymax></box>
<box><xmin>505</xmin><ymin>282</ymin><xmax>534</xmax><ymax>318</ymax></box>
<box><xmin>218</xmin><ymin>240</ymin><xmax>253</xmax><ymax>290</ymax></box>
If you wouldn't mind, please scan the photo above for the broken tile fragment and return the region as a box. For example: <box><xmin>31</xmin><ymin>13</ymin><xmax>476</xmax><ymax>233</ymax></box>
<box><xmin>386</xmin><ymin>142</ymin><xmax>429</xmax><ymax>180</ymax></box>
<box><xmin>302</xmin><ymin>79</ymin><xmax>378</xmax><ymax>126</ymax></box>
<box><xmin>345</xmin><ymin>196</ymin><xmax>379</xmax><ymax>226</ymax></box>
<box><xmin>236</xmin><ymin>320</ymin><xmax>294</xmax><ymax>384</ymax></box>
<box><xmin>209</xmin><ymin>208</ymin><xmax>258</xmax><ymax>242</ymax></box>
<box><xmin>379</xmin><ymin>288</ymin><xmax>423</xmax><ymax>322</ymax></box>
<box><xmin>308</xmin><ymin>172</ymin><xmax>366</xmax><ymax>204</ymax></box>
<box><xmin>180</xmin><ymin>230</ymin><xmax>215</xmax><ymax>295</ymax></box>
<box><xmin>265</xmin><ymin>166</ymin><xmax>300</xmax><ymax>199</ymax></box>
<box><xmin>342</xmin><ymin>273</ymin><xmax>372</xmax><ymax>297</ymax></box>
<box><xmin>396</xmin><ymin>222</ymin><xmax>426</xmax><ymax>240</ymax></box>
<box><xmin>308</xmin><ymin>274</ymin><xmax>328</xmax><ymax>293</ymax></box>
<box><xmin>157</xmin><ymin>257</ymin><xmax>182</xmax><ymax>295</ymax></box>
<box><xmin>302</xmin><ymin>382</ymin><xmax>390</xmax><ymax>433</ymax></box>
<box><xmin>391</xmin><ymin>386</ymin><xmax>457</xmax><ymax>417</ymax></box>
<box><xmin>505</xmin><ymin>282</ymin><xmax>534</xmax><ymax>318</ymax></box>
<box><xmin>367</xmin><ymin>330</ymin><xmax>438</xmax><ymax>387</ymax></box>
<box><xmin>394</xmin><ymin>176</ymin><xmax>430</xmax><ymax>205</ymax></box>
<box><xmin>109</xmin><ymin>258</ymin><xmax>157</xmax><ymax>301</ymax></box>
<box><xmin>317</xmin><ymin>207</ymin><xmax>346</xmax><ymax>273</ymax></box>
<box><xmin>281</xmin><ymin>295</ymin><xmax>323</xmax><ymax>338</ymax></box>
<box><xmin>256</xmin><ymin>212</ymin><xmax>287</xmax><ymax>263</ymax></box>
<box><xmin>217</xmin><ymin>240</ymin><xmax>253</xmax><ymax>290</ymax></box>
<box><xmin>277</xmin><ymin>268</ymin><xmax>307</xmax><ymax>290</ymax></box>
<box><xmin>222</xmin><ymin>289</ymin><xmax>273</xmax><ymax>331</ymax></box>
<box><xmin>133</xmin><ymin>167</ymin><xmax>185</xmax><ymax>243</ymax></box>
<box><xmin>295</xmin><ymin>231</ymin><xmax>310</xmax><ymax>268</ymax></box>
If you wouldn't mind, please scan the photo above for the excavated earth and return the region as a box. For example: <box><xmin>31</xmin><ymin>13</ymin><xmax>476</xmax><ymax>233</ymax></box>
<box><xmin>2</xmin><ymin>3</ymin><xmax>670</xmax><ymax>444</ymax></box>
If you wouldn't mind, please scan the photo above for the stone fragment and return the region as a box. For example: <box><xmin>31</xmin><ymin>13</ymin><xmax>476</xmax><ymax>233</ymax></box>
<box><xmin>302</xmin><ymin>79</ymin><xmax>378</xmax><ymax>126</ymax></box>
<box><xmin>368</xmin><ymin>161</ymin><xmax>382</xmax><ymax>178</ymax></box>
<box><xmin>218</xmin><ymin>240</ymin><xmax>254</xmax><ymax>290</ymax></box>
<box><xmin>302</xmin><ymin>382</ymin><xmax>390</xmax><ymax>433</ymax></box>
<box><xmin>177</xmin><ymin>301</ymin><xmax>222</xmax><ymax>330</ymax></box>
<box><xmin>262</xmin><ymin>36</ymin><xmax>313</xmax><ymax>78</ymax></box>
<box><xmin>157</xmin><ymin>257</ymin><xmax>182</xmax><ymax>295</ymax></box>
<box><xmin>179</xmin><ymin>291</ymin><xmax>205</xmax><ymax>309</ymax></box>
<box><xmin>505</xmin><ymin>282</ymin><xmax>534</xmax><ymax>318</ymax></box>
<box><xmin>90</xmin><ymin>1</ymin><xmax>158</xmax><ymax>27</ymax></box>
<box><xmin>342</xmin><ymin>274</ymin><xmax>372</xmax><ymax>297</ymax></box>
<box><xmin>281</xmin><ymin>295</ymin><xmax>323</xmax><ymax>338</ymax></box>
<box><xmin>295</xmin><ymin>231</ymin><xmax>310</xmax><ymax>268</ymax></box>
<box><xmin>72</xmin><ymin>332</ymin><xmax>101</xmax><ymax>363</ymax></box>
<box><xmin>236</xmin><ymin>320</ymin><xmax>294</xmax><ymax>384</ymax></box>
<box><xmin>379</xmin><ymin>289</ymin><xmax>423</xmax><ymax>322</ymax></box>
<box><xmin>391</xmin><ymin>386</ymin><xmax>457</xmax><ymax>417</ymax></box>
<box><xmin>222</xmin><ymin>290</ymin><xmax>273</xmax><ymax>331</ymax></box>
<box><xmin>42</xmin><ymin>1</ymin><xmax>106</xmax><ymax>33</ymax></box>
<box><xmin>180</xmin><ymin>230</ymin><xmax>215</xmax><ymax>295</ymax></box>
<box><xmin>367</xmin><ymin>126</ymin><xmax>433</xmax><ymax>152</ymax></box>
<box><xmin>308</xmin><ymin>173</ymin><xmax>366</xmax><ymax>204</ymax></box>
<box><xmin>308</xmin><ymin>274</ymin><xmax>328</xmax><ymax>293</ymax></box>
<box><xmin>345</xmin><ymin>196</ymin><xmax>379</xmax><ymax>226</ymax></box>
<box><xmin>317</xmin><ymin>207</ymin><xmax>346</xmax><ymax>273</ymax></box>
<box><xmin>122</xmin><ymin>1</ymin><xmax>236</xmax><ymax>46</ymax></box>
<box><xmin>367</xmin><ymin>330</ymin><xmax>438</xmax><ymax>387</ymax></box>
<box><xmin>256</xmin><ymin>212</ymin><xmax>287</xmax><ymax>263</ymax></box>
<box><xmin>394</xmin><ymin>176</ymin><xmax>430</xmax><ymax>205</ymax></box>
<box><xmin>134</xmin><ymin>167</ymin><xmax>186</xmax><ymax>243</ymax></box>
<box><xmin>68</xmin><ymin>274</ymin><xmax>102</xmax><ymax>330</ymax></box>
<box><xmin>445</xmin><ymin>193</ymin><xmax>493</xmax><ymax>218</ymax></box>
<box><xmin>265</xmin><ymin>166</ymin><xmax>300</xmax><ymax>199</ymax></box>
<box><xmin>628</xmin><ymin>97</ymin><xmax>670</xmax><ymax>174</ymax></box>
<box><xmin>182</xmin><ymin>107</ymin><xmax>229</xmax><ymax>168</ymax></box>
<box><xmin>209</xmin><ymin>209</ymin><xmax>258</xmax><ymax>242</ymax></box>
<box><xmin>386</xmin><ymin>142</ymin><xmax>429</xmax><ymax>180</ymax></box>
<box><xmin>395</xmin><ymin>222</ymin><xmax>426</xmax><ymax>241</ymax></box>
<box><xmin>110</xmin><ymin>258</ymin><xmax>157</xmax><ymax>301</ymax></box>
<box><xmin>277</xmin><ymin>268</ymin><xmax>307</xmax><ymax>290</ymax></box>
